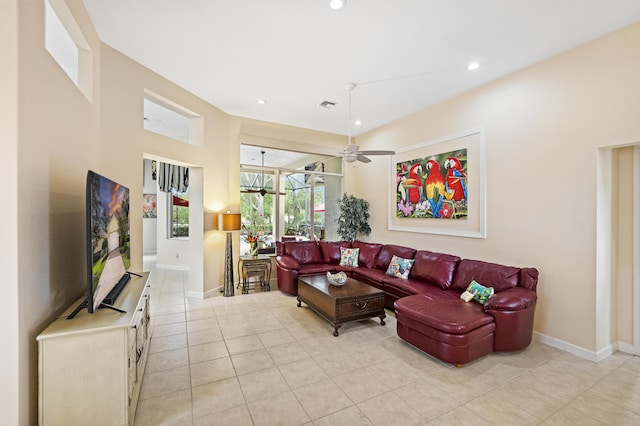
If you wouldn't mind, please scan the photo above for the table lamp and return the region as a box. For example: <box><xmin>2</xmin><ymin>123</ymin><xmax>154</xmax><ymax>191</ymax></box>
<box><xmin>219</xmin><ymin>212</ymin><xmax>241</xmax><ymax>297</ymax></box>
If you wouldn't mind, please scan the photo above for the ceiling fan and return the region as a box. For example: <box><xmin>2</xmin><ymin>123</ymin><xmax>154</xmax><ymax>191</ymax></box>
<box><xmin>245</xmin><ymin>150</ymin><xmax>274</xmax><ymax>196</ymax></box>
<box><xmin>338</xmin><ymin>82</ymin><xmax>395</xmax><ymax>163</ymax></box>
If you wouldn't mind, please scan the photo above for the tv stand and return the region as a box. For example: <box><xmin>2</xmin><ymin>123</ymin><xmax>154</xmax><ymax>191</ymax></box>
<box><xmin>67</xmin><ymin>271</ymin><xmax>140</xmax><ymax>319</ymax></box>
<box><xmin>37</xmin><ymin>272</ymin><xmax>151</xmax><ymax>425</ymax></box>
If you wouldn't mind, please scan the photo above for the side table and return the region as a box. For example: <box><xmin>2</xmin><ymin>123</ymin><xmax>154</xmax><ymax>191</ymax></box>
<box><xmin>238</xmin><ymin>255</ymin><xmax>272</xmax><ymax>294</ymax></box>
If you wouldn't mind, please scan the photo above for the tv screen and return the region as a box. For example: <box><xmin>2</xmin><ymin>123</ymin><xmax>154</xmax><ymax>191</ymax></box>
<box><xmin>86</xmin><ymin>170</ymin><xmax>131</xmax><ymax>313</ymax></box>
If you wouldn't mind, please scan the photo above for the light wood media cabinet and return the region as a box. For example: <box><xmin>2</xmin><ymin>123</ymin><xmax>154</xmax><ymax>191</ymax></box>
<box><xmin>37</xmin><ymin>272</ymin><xmax>151</xmax><ymax>426</ymax></box>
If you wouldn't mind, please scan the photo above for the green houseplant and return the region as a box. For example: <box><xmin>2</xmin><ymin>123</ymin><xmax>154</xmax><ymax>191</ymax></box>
<box><xmin>336</xmin><ymin>193</ymin><xmax>371</xmax><ymax>242</ymax></box>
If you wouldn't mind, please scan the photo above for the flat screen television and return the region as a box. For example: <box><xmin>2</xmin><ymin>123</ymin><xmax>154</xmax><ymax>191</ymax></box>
<box><xmin>68</xmin><ymin>170</ymin><xmax>132</xmax><ymax>319</ymax></box>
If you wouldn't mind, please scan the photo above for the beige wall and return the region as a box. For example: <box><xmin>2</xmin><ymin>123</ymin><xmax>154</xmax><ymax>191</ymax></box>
<box><xmin>1</xmin><ymin>0</ymin><xmax>19</xmax><ymax>423</ymax></box>
<box><xmin>349</xmin><ymin>22</ymin><xmax>640</xmax><ymax>354</ymax></box>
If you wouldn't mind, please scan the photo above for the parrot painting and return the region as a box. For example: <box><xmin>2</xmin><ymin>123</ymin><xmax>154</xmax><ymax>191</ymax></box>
<box><xmin>406</xmin><ymin>163</ymin><xmax>423</xmax><ymax>204</ymax></box>
<box><xmin>444</xmin><ymin>157</ymin><xmax>467</xmax><ymax>201</ymax></box>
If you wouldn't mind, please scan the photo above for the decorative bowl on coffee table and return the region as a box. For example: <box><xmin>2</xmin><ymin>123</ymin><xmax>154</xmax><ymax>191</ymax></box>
<box><xmin>326</xmin><ymin>271</ymin><xmax>347</xmax><ymax>286</ymax></box>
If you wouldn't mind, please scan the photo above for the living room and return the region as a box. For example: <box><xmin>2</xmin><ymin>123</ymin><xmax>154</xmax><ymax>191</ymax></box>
<box><xmin>3</xmin><ymin>1</ymin><xmax>640</xmax><ymax>424</ymax></box>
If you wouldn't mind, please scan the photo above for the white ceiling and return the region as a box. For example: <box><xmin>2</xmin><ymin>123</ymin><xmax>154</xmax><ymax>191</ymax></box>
<box><xmin>83</xmin><ymin>0</ymin><xmax>640</xmax><ymax>138</ymax></box>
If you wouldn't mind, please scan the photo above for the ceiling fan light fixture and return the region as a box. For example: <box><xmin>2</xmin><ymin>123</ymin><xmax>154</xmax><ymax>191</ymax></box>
<box><xmin>329</xmin><ymin>0</ymin><xmax>346</xmax><ymax>10</ymax></box>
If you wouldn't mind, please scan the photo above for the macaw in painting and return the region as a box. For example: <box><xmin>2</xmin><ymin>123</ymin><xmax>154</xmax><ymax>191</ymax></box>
<box><xmin>425</xmin><ymin>159</ymin><xmax>445</xmax><ymax>200</ymax></box>
<box><xmin>444</xmin><ymin>157</ymin><xmax>467</xmax><ymax>201</ymax></box>
<box><xmin>406</xmin><ymin>163</ymin><xmax>423</xmax><ymax>204</ymax></box>
<box><xmin>425</xmin><ymin>159</ymin><xmax>446</xmax><ymax>217</ymax></box>
<box><xmin>396</xmin><ymin>164</ymin><xmax>408</xmax><ymax>203</ymax></box>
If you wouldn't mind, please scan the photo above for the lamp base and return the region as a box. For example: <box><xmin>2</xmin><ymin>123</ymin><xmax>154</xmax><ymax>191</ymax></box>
<box><xmin>223</xmin><ymin>232</ymin><xmax>234</xmax><ymax>297</ymax></box>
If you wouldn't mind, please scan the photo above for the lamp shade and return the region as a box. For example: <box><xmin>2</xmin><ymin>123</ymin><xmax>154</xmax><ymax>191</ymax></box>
<box><xmin>218</xmin><ymin>213</ymin><xmax>241</xmax><ymax>231</ymax></box>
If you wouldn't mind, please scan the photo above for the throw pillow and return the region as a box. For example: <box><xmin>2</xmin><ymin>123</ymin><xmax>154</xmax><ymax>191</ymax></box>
<box><xmin>385</xmin><ymin>255</ymin><xmax>415</xmax><ymax>279</ymax></box>
<box><xmin>339</xmin><ymin>247</ymin><xmax>360</xmax><ymax>267</ymax></box>
<box><xmin>460</xmin><ymin>280</ymin><xmax>494</xmax><ymax>304</ymax></box>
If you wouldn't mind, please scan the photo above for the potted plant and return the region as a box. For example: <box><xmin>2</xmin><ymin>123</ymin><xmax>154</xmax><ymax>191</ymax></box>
<box><xmin>336</xmin><ymin>193</ymin><xmax>371</xmax><ymax>242</ymax></box>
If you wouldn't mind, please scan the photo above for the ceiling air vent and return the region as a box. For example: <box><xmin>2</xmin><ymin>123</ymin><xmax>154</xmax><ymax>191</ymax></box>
<box><xmin>318</xmin><ymin>100</ymin><xmax>337</xmax><ymax>109</ymax></box>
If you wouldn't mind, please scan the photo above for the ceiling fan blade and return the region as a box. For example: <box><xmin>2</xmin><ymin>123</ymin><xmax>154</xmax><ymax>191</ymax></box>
<box><xmin>357</xmin><ymin>154</ymin><xmax>371</xmax><ymax>163</ymax></box>
<box><xmin>359</xmin><ymin>150</ymin><xmax>395</xmax><ymax>156</ymax></box>
<box><xmin>244</xmin><ymin>188</ymin><xmax>277</xmax><ymax>195</ymax></box>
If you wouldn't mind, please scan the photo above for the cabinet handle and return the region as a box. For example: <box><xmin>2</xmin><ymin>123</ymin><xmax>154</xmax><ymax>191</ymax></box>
<box><xmin>355</xmin><ymin>301</ymin><xmax>367</xmax><ymax>310</ymax></box>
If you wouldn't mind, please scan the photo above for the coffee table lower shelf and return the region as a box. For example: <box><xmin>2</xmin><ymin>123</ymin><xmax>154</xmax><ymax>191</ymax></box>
<box><xmin>296</xmin><ymin>275</ymin><xmax>386</xmax><ymax>337</ymax></box>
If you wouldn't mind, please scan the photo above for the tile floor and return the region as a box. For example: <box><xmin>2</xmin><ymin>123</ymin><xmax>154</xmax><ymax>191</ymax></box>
<box><xmin>134</xmin><ymin>259</ymin><xmax>640</xmax><ymax>425</ymax></box>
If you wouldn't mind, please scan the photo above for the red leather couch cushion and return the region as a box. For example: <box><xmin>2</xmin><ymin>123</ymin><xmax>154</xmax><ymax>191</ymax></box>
<box><xmin>374</xmin><ymin>244</ymin><xmax>417</xmax><ymax>270</ymax></box>
<box><xmin>352</xmin><ymin>242</ymin><xmax>383</xmax><ymax>269</ymax></box>
<box><xmin>519</xmin><ymin>268</ymin><xmax>539</xmax><ymax>292</ymax></box>
<box><xmin>451</xmin><ymin>259</ymin><xmax>520</xmax><ymax>292</ymax></box>
<box><xmin>352</xmin><ymin>267</ymin><xmax>388</xmax><ymax>284</ymax></box>
<box><xmin>410</xmin><ymin>251</ymin><xmax>460</xmax><ymax>289</ymax></box>
<box><xmin>383</xmin><ymin>277</ymin><xmax>456</xmax><ymax>300</ymax></box>
<box><xmin>284</xmin><ymin>241</ymin><xmax>323</xmax><ymax>265</ymax></box>
<box><xmin>395</xmin><ymin>295</ymin><xmax>494</xmax><ymax>335</ymax></box>
<box><xmin>319</xmin><ymin>241</ymin><xmax>351</xmax><ymax>264</ymax></box>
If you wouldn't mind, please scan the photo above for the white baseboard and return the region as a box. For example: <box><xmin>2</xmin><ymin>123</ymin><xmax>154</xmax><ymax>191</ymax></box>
<box><xmin>155</xmin><ymin>263</ymin><xmax>188</xmax><ymax>271</ymax></box>
<box><xmin>187</xmin><ymin>285</ymin><xmax>231</xmax><ymax>299</ymax></box>
<box><xmin>204</xmin><ymin>286</ymin><xmax>224</xmax><ymax>298</ymax></box>
<box><xmin>533</xmin><ymin>332</ymin><xmax>613</xmax><ymax>362</ymax></box>
<box><xmin>197</xmin><ymin>279</ymin><xmax>276</xmax><ymax>299</ymax></box>
<box><xmin>187</xmin><ymin>290</ymin><xmax>204</xmax><ymax>299</ymax></box>
<box><xmin>616</xmin><ymin>341</ymin><xmax>639</xmax><ymax>355</ymax></box>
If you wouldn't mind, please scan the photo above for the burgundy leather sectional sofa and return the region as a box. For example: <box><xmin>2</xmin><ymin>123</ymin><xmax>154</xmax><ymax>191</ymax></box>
<box><xmin>275</xmin><ymin>240</ymin><xmax>539</xmax><ymax>366</ymax></box>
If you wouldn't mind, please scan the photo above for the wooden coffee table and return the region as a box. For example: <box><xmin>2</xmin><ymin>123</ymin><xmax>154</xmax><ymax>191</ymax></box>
<box><xmin>297</xmin><ymin>274</ymin><xmax>386</xmax><ymax>336</ymax></box>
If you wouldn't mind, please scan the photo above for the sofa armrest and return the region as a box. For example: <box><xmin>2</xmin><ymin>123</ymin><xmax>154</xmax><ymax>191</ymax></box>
<box><xmin>276</xmin><ymin>255</ymin><xmax>301</xmax><ymax>271</ymax></box>
<box><xmin>484</xmin><ymin>287</ymin><xmax>537</xmax><ymax>312</ymax></box>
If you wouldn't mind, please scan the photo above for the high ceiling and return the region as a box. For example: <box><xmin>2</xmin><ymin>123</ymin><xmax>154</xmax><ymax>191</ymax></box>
<box><xmin>84</xmin><ymin>0</ymin><xmax>640</xmax><ymax>138</ymax></box>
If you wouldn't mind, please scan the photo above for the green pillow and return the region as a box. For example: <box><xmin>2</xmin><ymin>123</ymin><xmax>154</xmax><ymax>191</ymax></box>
<box><xmin>463</xmin><ymin>280</ymin><xmax>494</xmax><ymax>304</ymax></box>
<box><xmin>339</xmin><ymin>247</ymin><xmax>359</xmax><ymax>267</ymax></box>
<box><xmin>385</xmin><ymin>255</ymin><xmax>415</xmax><ymax>279</ymax></box>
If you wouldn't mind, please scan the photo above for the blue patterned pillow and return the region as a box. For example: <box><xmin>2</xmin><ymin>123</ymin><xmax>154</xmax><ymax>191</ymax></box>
<box><xmin>339</xmin><ymin>247</ymin><xmax>360</xmax><ymax>267</ymax></box>
<box><xmin>385</xmin><ymin>255</ymin><xmax>415</xmax><ymax>279</ymax></box>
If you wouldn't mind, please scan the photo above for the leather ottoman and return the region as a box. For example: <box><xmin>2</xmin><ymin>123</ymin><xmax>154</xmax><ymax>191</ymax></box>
<box><xmin>395</xmin><ymin>294</ymin><xmax>495</xmax><ymax>367</ymax></box>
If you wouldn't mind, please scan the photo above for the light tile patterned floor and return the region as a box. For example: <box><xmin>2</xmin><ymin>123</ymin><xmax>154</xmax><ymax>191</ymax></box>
<box><xmin>134</xmin><ymin>260</ymin><xmax>640</xmax><ymax>425</ymax></box>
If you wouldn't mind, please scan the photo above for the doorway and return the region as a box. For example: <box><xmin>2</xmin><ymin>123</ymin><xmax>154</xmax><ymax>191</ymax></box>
<box><xmin>598</xmin><ymin>145</ymin><xmax>640</xmax><ymax>356</ymax></box>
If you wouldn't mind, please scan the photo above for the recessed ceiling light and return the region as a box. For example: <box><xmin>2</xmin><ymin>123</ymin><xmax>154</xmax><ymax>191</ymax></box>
<box><xmin>467</xmin><ymin>62</ymin><xmax>480</xmax><ymax>71</ymax></box>
<box><xmin>354</xmin><ymin>120</ymin><xmax>362</xmax><ymax>126</ymax></box>
<box><xmin>329</xmin><ymin>0</ymin><xmax>346</xmax><ymax>10</ymax></box>
<box><xmin>257</xmin><ymin>99</ymin><xmax>267</xmax><ymax>105</ymax></box>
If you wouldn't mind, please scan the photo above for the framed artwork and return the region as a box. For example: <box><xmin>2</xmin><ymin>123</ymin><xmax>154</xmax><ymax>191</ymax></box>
<box><xmin>143</xmin><ymin>194</ymin><xmax>157</xmax><ymax>219</ymax></box>
<box><xmin>388</xmin><ymin>127</ymin><xmax>486</xmax><ymax>238</ymax></box>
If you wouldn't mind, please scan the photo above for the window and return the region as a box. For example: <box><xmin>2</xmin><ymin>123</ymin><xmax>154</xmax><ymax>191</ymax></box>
<box><xmin>143</xmin><ymin>90</ymin><xmax>204</xmax><ymax>145</ymax></box>
<box><xmin>240</xmin><ymin>148</ymin><xmax>342</xmax><ymax>255</ymax></box>
<box><xmin>169</xmin><ymin>187</ymin><xmax>189</xmax><ymax>238</ymax></box>
<box><xmin>44</xmin><ymin>0</ymin><xmax>92</xmax><ymax>100</ymax></box>
<box><xmin>240</xmin><ymin>171</ymin><xmax>275</xmax><ymax>254</ymax></box>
